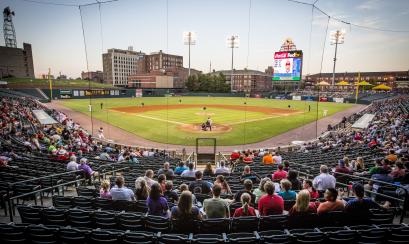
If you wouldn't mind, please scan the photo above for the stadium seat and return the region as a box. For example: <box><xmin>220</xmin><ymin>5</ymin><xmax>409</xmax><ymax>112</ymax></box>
<box><xmin>58</xmin><ymin>227</ymin><xmax>89</xmax><ymax>243</ymax></box>
<box><xmin>227</xmin><ymin>232</ymin><xmax>259</xmax><ymax>243</ymax></box>
<box><xmin>27</xmin><ymin>224</ymin><xmax>59</xmax><ymax>244</ymax></box>
<box><xmin>52</xmin><ymin>196</ymin><xmax>73</xmax><ymax>209</ymax></box>
<box><xmin>157</xmin><ymin>233</ymin><xmax>189</xmax><ymax>244</ymax></box>
<box><xmin>192</xmin><ymin>234</ymin><xmax>226</xmax><ymax>244</ymax></box>
<box><xmin>145</xmin><ymin>215</ymin><xmax>171</xmax><ymax>233</ymax></box>
<box><xmin>93</xmin><ymin>210</ymin><xmax>117</xmax><ymax>229</ymax></box>
<box><xmin>67</xmin><ymin>209</ymin><xmax>93</xmax><ymax>227</ymax></box>
<box><xmin>122</xmin><ymin>231</ymin><xmax>156</xmax><ymax>244</ymax></box>
<box><xmin>258</xmin><ymin>230</ymin><xmax>291</xmax><ymax>244</ymax></box>
<box><xmin>17</xmin><ymin>205</ymin><xmax>43</xmax><ymax>224</ymax></box>
<box><xmin>73</xmin><ymin>196</ymin><xmax>94</xmax><ymax>210</ymax></box>
<box><xmin>94</xmin><ymin>197</ymin><xmax>112</xmax><ymax>210</ymax></box>
<box><xmin>89</xmin><ymin>229</ymin><xmax>119</xmax><ymax>244</ymax></box>
<box><xmin>117</xmin><ymin>212</ymin><xmax>145</xmax><ymax>231</ymax></box>
<box><xmin>42</xmin><ymin>208</ymin><xmax>67</xmax><ymax>226</ymax></box>
<box><xmin>231</xmin><ymin>216</ymin><xmax>259</xmax><ymax>232</ymax></box>
<box><xmin>0</xmin><ymin>223</ymin><xmax>27</xmax><ymax>243</ymax></box>
<box><xmin>259</xmin><ymin>215</ymin><xmax>288</xmax><ymax>230</ymax></box>
<box><xmin>199</xmin><ymin>218</ymin><xmax>230</xmax><ymax>234</ymax></box>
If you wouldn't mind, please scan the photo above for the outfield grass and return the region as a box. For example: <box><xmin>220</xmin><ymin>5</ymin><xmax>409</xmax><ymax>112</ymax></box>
<box><xmin>61</xmin><ymin>97</ymin><xmax>355</xmax><ymax>146</ymax></box>
<box><xmin>4</xmin><ymin>78</ymin><xmax>114</xmax><ymax>88</ymax></box>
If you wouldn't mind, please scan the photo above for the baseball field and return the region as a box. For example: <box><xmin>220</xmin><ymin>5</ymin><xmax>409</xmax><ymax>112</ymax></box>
<box><xmin>61</xmin><ymin>97</ymin><xmax>355</xmax><ymax>146</ymax></box>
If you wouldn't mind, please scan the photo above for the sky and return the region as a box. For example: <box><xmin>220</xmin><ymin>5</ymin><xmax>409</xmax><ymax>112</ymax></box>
<box><xmin>1</xmin><ymin>0</ymin><xmax>409</xmax><ymax>78</ymax></box>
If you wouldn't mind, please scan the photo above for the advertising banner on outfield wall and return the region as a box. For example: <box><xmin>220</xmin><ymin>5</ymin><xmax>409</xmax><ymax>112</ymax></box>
<box><xmin>135</xmin><ymin>89</ymin><xmax>143</xmax><ymax>97</ymax></box>
<box><xmin>292</xmin><ymin>95</ymin><xmax>301</xmax><ymax>101</ymax></box>
<box><xmin>319</xmin><ymin>97</ymin><xmax>328</xmax><ymax>102</ymax></box>
<box><xmin>333</xmin><ymin>98</ymin><xmax>344</xmax><ymax>103</ymax></box>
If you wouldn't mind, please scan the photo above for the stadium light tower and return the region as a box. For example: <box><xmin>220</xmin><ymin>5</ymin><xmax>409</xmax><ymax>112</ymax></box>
<box><xmin>227</xmin><ymin>35</ymin><xmax>239</xmax><ymax>92</ymax></box>
<box><xmin>330</xmin><ymin>30</ymin><xmax>346</xmax><ymax>86</ymax></box>
<box><xmin>3</xmin><ymin>7</ymin><xmax>17</xmax><ymax>48</ymax></box>
<box><xmin>183</xmin><ymin>31</ymin><xmax>197</xmax><ymax>76</ymax></box>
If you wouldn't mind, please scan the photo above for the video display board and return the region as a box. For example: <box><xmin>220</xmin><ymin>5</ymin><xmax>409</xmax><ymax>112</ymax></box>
<box><xmin>273</xmin><ymin>50</ymin><xmax>303</xmax><ymax>81</ymax></box>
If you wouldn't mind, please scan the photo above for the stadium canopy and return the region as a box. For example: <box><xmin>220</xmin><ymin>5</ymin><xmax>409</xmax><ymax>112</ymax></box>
<box><xmin>336</xmin><ymin>80</ymin><xmax>350</xmax><ymax>86</ymax></box>
<box><xmin>317</xmin><ymin>81</ymin><xmax>330</xmax><ymax>86</ymax></box>
<box><xmin>32</xmin><ymin>110</ymin><xmax>58</xmax><ymax>125</ymax></box>
<box><xmin>356</xmin><ymin>81</ymin><xmax>373</xmax><ymax>86</ymax></box>
<box><xmin>372</xmin><ymin>84</ymin><xmax>392</xmax><ymax>90</ymax></box>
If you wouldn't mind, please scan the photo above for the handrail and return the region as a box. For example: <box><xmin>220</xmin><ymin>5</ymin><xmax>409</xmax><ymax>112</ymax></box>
<box><xmin>8</xmin><ymin>170</ymin><xmax>83</xmax><ymax>186</ymax></box>
<box><xmin>184</xmin><ymin>151</ymin><xmax>194</xmax><ymax>164</ymax></box>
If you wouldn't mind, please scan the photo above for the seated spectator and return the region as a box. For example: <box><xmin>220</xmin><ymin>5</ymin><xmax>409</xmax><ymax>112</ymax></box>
<box><xmin>233</xmin><ymin>193</ymin><xmax>256</xmax><ymax>217</ymax></box>
<box><xmin>272</xmin><ymin>152</ymin><xmax>282</xmax><ymax>164</ymax></box>
<box><xmin>288</xmin><ymin>170</ymin><xmax>301</xmax><ymax>190</ymax></box>
<box><xmin>99</xmin><ymin>180</ymin><xmax>112</xmax><ymax>199</ymax></box>
<box><xmin>99</xmin><ymin>149</ymin><xmax>112</xmax><ymax>161</ymax></box>
<box><xmin>240</xmin><ymin>165</ymin><xmax>260</xmax><ymax>183</ymax></box>
<box><xmin>135</xmin><ymin>177</ymin><xmax>150</xmax><ymax>200</ymax></box>
<box><xmin>243</xmin><ymin>153</ymin><xmax>253</xmax><ymax>164</ymax></box>
<box><xmin>289</xmin><ymin>190</ymin><xmax>316</xmax><ymax>216</ymax></box>
<box><xmin>189</xmin><ymin>171</ymin><xmax>211</xmax><ymax>194</ymax></box>
<box><xmin>345</xmin><ymin>183</ymin><xmax>388</xmax><ymax>219</ymax></box>
<box><xmin>214</xmin><ymin>175</ymin><xmax>232</xmax><ymax>194</ymax></box>
<box><xmin>283</xmin><ymin>161</ymin><xmax>290</xmax><ymax>172</ymax></box>
<box><xmin>215</xmin><ymin>161</ymin><xmax>231</xmax><ymax>175</ymax></box>
<box><xmin>175</xmin><ymin>161</ymin><xmax>188</xmax><ymax>175</ymax></box>
<box><xmin>278</xmin><ymin>179</ymin><xmax>297</xmax><ymax>201</ymax></box>
<box><xmin>303</xmin><ymin>179</ymin><xmax>319</xmax><ymax>199</ymax></box>
<box><xmin>147</xmin><ymin>183</ymin><xmax>169</xmax><ymax>217</ymax></box>
<box><xmin>203</xmin><ymin>184</ymin><xmax>230</xmax><ymax>219</ymax></box>
<box><xmin>203</xmin><ymin>162</ymin><xmax>215</xmax><ymax>176</ymax></box>
<box><xmin>157</xmin><ymin>162</ymin><xmax>174</xmax><ymax>180</ymax></box>
<box><xmin>158</xmin><ymin>174</ymin><xmax>167</xmax><ymax>193</ymax></box>
<box><xmin>253</xmin><ymin>177</ymin><xmax>270</xmax><ymax>204</ymax></box>
<box><xmin>262</xmin><ymin>151</ymin><xmax>274</xmax><ymax>165</ymax></box>
<box><xmin>230</xmin><ymin>150</ymin><xmax>240</xmax><ymax>161</ymax></box>
<box><xmin>389</xmin><ymin>161</ymin><xmax>406</xmax><ymax>179</ymax></box>
<box><xmin>272</xmin><ymin>164</ymin><xmax>288</xmax><ymax>181</ymax></box>
<box><xmin>335</xmin><ymin>159</ymin><xmax>351</xmax><ymax>174</ymax></box>
<box><xmin>179</xmin><ymin>183</ymin><xmax>197</xmax><ymax>205</ymax></box>
<box><xmin>181</xmin><ymin>162</ymin><xmax>196</xmax><ymax>178</ymax></box>
<box><xmin>66</xmin><ymin>155</ymin><xmax>78</xmax><ymax>171</ymax></box>
<box><xmin>171</xmin><ymin>191</ymin><xmax>202</xmax><ymax>227</ymax></box>
<box><xmin>258</xmin><ymin>181</ymin><xmax>284</xmax><ymax>216</ymax></box>
<box><xmin>353</xmin><ymin>157</ymin><xmax>365</xmax><ymax>171</ymax></box>
<box><xmin>386</xmin><ymin>149</ymin><xmax>398</xmax><ymax>163</ymax></box>
<box><xmin>368</xmin><ymin>159</ymin><xmax>387</xmax><ymax>175</ymax></box>
<box><xmin>78</xmin><ymin>158</ymin><xmax>98</xmax><ymax>179</ymax></box>
<box><xmin>144</xmin><ymin>169</ymin><xmax>157</xmax><ymax>187</ymax></box>
<box><xmin>164</xmin><ymin>181</ymin><xmax>179</xmax><ymax>204</ymax></box>
<box><xmin>317</xmin><ymin>188</ymin><xmax>345</xmax><ymax>214</ymax></box>
<box><xmin>313</xmin><ymin>165</ymin><xmax>336</xmax><ymax>194</ymax></box>
<box><xmin>110</xmin><ymin>176</ymin><xmax>135</xmax><ymax>201</ymax></box>
<box><xmin>234</xmin><ymin>179</ymin><xmax>256</xmax><ymax>206</ymax></box>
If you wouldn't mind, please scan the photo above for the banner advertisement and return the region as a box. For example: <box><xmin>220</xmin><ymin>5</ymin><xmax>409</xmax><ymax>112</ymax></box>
<box><xmin>135</xmin><ymin>89</ymin><xmax>143</xmax><ymax>98</ymax></box>
<box><xmin>292</xmin><ymin>95</ymin><xmax>301</xmax><ymax>101</ymax></box>
<box><xmin>333</xmin><ymin>97</ymin><xmax>344</xmax><ymax>103</ymax></box>
<box><xmin>320</xmin><ymin>97</ymin><xmax>328</xmax><ymax>102</ymax></box>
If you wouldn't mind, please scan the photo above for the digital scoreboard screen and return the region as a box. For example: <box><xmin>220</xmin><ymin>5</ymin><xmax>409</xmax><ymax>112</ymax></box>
<box><xmin>273</xmin><ymin>50</ymin><xmax>303</xmax><ymax>81</ymax></box>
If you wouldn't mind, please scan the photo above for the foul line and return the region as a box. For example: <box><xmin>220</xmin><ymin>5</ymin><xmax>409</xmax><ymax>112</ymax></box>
<box><xmin>134</xmin><ymin>114</ymin><xmax>186</xmax><ymax>125</ymax></box>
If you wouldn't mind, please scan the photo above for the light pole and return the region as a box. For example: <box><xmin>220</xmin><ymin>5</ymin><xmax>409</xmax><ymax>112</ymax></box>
<box><xmin>227</xmin><ymin>35</ymin><xmax>239</xmax><ymax>92</ymax></box>
<box><xmin>330</xmin><ymin>30</ymin><xmax>345</xmax><ymax>86</ymax></box>
<box><xmin>183</xmin><ymin>31</ymin><xmax>197</xmax><ymax>77</ymax></box>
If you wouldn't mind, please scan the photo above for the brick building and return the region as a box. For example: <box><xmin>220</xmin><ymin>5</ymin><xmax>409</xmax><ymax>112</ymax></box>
<box><xmin>214</xmin><ymin>69</ymin><xmax>272</xmax><ymax>93</ymax></box>
<box><xmin>0</xmin><ymin>43</ymin><xmax>34</xmax><ymax>78</ymax></box>
<box><xmin>81</xmin><ymin>71</ymin><xmax>103</xmax><ymax>83</ymax></box>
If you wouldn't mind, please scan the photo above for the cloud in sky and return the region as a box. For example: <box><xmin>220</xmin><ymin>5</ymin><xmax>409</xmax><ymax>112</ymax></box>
<box><xmin>356</xmin><ymin>0</ymin><xmax>381</xmax><ymax>10</ymax></box>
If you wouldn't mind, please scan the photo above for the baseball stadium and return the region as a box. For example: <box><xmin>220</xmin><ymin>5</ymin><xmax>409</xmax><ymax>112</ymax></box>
<box><xmin>0</xmin><ymin>0</ymin><xmax>409</xmax><ymax>242</ymax></box>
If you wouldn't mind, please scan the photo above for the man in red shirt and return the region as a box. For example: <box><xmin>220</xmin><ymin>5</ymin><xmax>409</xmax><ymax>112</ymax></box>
<box><xmin>272</xmin><ymin>164</ymin><xmax>288</xmax><ymax>181</ymax></box>
<box><xmin>258</xmin><ymin>181</ymin><xmax>284</xmax><ymax>216</ymax></box>
<box><xmin>230</xmin><ymin>150</ymin><xmax>240</xmax><ymax>161</ymax></box>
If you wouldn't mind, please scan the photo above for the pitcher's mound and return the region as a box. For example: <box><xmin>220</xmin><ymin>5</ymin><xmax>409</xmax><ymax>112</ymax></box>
<box><xmin>178</xmin><ymin>123</ymin><xmax>232</xmax><ymax>134</ymax></box>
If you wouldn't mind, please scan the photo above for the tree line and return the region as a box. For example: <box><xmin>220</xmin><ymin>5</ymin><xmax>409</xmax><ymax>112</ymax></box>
<box><xmin>185</xmin><ymin>73</ymin><xmax>230</xmax><ymax>92</ymax></box>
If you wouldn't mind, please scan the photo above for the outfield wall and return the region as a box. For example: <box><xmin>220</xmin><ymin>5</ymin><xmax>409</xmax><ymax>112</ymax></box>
<box><xmin>41</xmin><ymin>89</ymin><xmax>136</xmax><ymax>100</ymax></box>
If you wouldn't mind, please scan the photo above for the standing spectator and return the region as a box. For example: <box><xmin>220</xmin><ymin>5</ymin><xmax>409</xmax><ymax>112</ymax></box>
<box><xmin>289</xmin><ymin>190</ymin><xmax>317</xmax><ymax>216</ymax></box>
<box><xmin>215</xmin><ymin>161</ymin><xmax>231</xmax><ymax>175</ymax></box>
<box><xmin>253</xmin><ymin>178</ymin><xmax>271</xmax><ymax>204</ymax></box>
<box><xmin>317</xmin><ymin>188</ymin><xmax>345</xmax><ymax>214</ymax></box>
<box><xmin>313</xmin><ymin>165</ymin><xmax>336</xmax><ymax>194</ymax></box>
<box><xmin>203</xmin><ymin>185</ymin><xmax>230</xmax><ymax>219</ymax></box>
<box><xmin>110</xmin><ymin>176</ymin><xmax>135</xmax><ymax>201</ymax></box>
<box><xmin>144</xmin><ymin>170</ymin><xmax>157</xmax><ymax>187</ymax></box>
<box><xmin>157</xmin><ymin>162</ymin><xmax>174</xmax><ymax>180</ymax></box>
<box><xmin>174</xmin><ymin>161</ymin><xmax>188</xmax><ymax>175</ymax></box>
<box><xmin>278</xmin><ymin>179</ymin><xmax>297</xmax><ymax>201</ymax></box>
<box><xmin>163</xmin><ymin>181</ymin><xmax>179</xmax><ymax>204</ymax></box>
<box><xmin>66</xmin><ymin>155</ymin><xmax>78</xmax><ymax>171</ymax></box>
<box><xmin>258</xmin><ymin>182</ymin><xmax>284</xmax><ymax>216</ymax></box>
<box><xmin>99</xmin><ymin>180</ymin><xmax>112</xmax><ymax>199</ymax></box>
<box><xmin>181</xmin><ymin>162</ymin><xmax>196</xmax><ymax>178</ymax></box>
<box><xmin>234</xmin><ymin>179</ymin><xmax>256</xmax><ymax>206</ymax></box>
<box><xmin>147</xmin><ymin>183</ymin><xmax>169</xmax><ymax>217</ymax></box>
<box><xmin>98</xmin><ymin>127</ymin><xmax>105</xmax><ymax>140</ymax></box>
<box><xmin>287</xmin><ymin>170</ymin><xmax>301</xmax><ymax>190</ymax></box>
<box><xmin>135</xmin><ymin>177</ymin><xmax>150</xmax><ymax>200</ymax></box>
<box><xmin>233</xmin><ymin>193</ymin><xmax>256</xmax><ymax>217</ymax></box>
<box><xmin>189</xmin><ymin>171</ymin><xmax>211</xmax><ymax>194</ymax></box>
<box><xmin>272</xmin><ymin>164</ymin><xmax>288</xmax><ymax>181</ymax></box>
<box><xmin>203</xmin><ymin>162</ymin><xmax>215</xmax><ymax>176</ymax></box>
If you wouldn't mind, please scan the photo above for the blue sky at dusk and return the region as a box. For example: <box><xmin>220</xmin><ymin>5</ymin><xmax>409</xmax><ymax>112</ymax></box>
<box><xmin>2</xmin><ymin>0</ymin><xmax>409</xmax><ymax>78</ymax></box>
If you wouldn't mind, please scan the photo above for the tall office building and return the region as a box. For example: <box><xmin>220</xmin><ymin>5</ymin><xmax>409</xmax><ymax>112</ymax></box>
<box><xmin>102</xmin><ymin>47</ymin><xmax>144</xmax><ymax>86</ymax></box>
<box><xmin>0</xmin><ymin>43</ymin><xmax>34</xmax><ymax>78</ymax></box>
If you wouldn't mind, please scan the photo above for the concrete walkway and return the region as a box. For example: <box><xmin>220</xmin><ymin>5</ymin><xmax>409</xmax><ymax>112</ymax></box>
<box><xmin>46</xmin><ymin>101</ymin><xmax>366</xmax><ymax>153</ymax></box>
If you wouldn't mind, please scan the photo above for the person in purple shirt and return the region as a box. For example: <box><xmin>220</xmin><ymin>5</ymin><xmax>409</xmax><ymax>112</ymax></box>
<box><xmin>147</xmin><ymin>183</ymin><xmax>169</xmax><ymax>217</ymax></box>
<box><xmin>78</xmin><ymin>158</ymin><xmax>98</xmax><ymax>180</ymax></box>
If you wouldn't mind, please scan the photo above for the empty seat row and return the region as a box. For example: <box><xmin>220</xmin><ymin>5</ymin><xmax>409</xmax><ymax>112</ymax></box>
<box><xmin>1</xmin><ymin>222</ymin><xmax>408</xmax><ymax>244</ymax></box>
